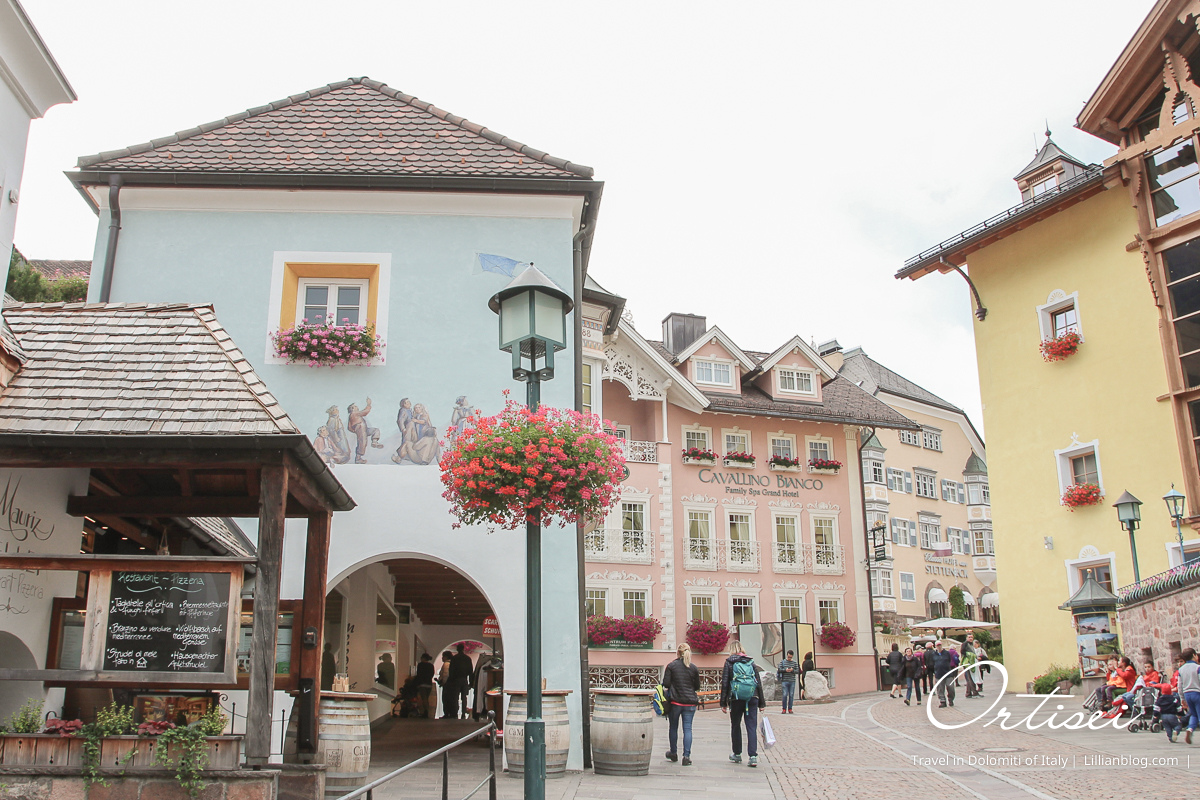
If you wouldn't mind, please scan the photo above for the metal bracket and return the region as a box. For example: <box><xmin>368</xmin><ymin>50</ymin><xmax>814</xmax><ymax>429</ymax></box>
<box><xmin>941</xmin><ymin>258</ymin><xmax>988</xmax><ymax>321</ymax></box>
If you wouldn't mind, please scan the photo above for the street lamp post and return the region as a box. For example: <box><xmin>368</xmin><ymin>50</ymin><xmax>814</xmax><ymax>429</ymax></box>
<box><xmin>489</xmin><ymin>265</ymin><xmax>572</xmax><ymax>800</ymax></box>
<box><xmin>1113</xmin><ymin>490</ymin><xmax>1144</xmax><ymax>584</ymax></box>
<box><xmin>1164</xmin><ymin>485</ymin><xmax>1189</xmax><ymax>566</ymax></box>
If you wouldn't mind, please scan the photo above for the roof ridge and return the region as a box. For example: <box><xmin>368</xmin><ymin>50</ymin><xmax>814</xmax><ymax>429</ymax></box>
<box><xmin>190</xmin><ymin>306</ymin><xmax>300</xmax><ymax>435</ymax></box>
<box><xmin>4</xmin><ymin>301</ymin><xmax>207</xmax><ymax>312</ymax></box>
<box><xmin>77</xmin><ymin>77</ymin><xmax>594</xmax><ymax>178</ymax></box>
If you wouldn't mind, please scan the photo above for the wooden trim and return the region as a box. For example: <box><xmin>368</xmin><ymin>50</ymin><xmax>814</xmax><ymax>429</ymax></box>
<box><xmin>0</xmin><ymin>669</ymin><xmax>235</xmax><ymax>684</ymax></box>
<box><xmin>245</xmin><ymin>465</ymin><xmax>287</xmax><ymax>765</ymax></box>
<box><xmin>0</xmin><ymin>554</ymin><xmax>255</xmax><ymax>571</ymax></box>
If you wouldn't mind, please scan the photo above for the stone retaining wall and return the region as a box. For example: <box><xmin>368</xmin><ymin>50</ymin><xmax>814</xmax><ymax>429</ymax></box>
<box><xmin>1117</xmin><ymin>582</ymin><xmax>1200</xmax><ymax>669</ymax></box>
<box><xmin>0</xmin><ymin>767</ymin><xmax>278</xmax><ymax>800</ymax></box>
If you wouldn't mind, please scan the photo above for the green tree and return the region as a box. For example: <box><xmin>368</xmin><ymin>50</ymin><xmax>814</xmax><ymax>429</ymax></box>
<box><xmin>6</xmin><ymin>250</ymin><xmax>51</xmax><ymax>302</ymax></box>
<box><xmin>948</xmin><ymin>585</ymin><xmax>968</xmax><ymax>619</ymax></box>
<box><xmin>50</xmin><ymin>276</ymin><xmax>87</xmax><ymax>302</ymax></box>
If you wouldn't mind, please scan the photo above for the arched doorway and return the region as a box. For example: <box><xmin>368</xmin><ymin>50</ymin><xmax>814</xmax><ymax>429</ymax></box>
<box><xmin>0</xmin><ymin>631</ymin><xmax>39</xmax><ymax>721</ymax></box>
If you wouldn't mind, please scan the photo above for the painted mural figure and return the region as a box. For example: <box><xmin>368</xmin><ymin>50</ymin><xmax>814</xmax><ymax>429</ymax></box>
<box><xmin>347</xmin><ymin>398</ymin><xmax>383</xmax><ymax>464</ymax></box>
<box><xmin>323</xmin><ymin>407</ymin><xmax>352</xmax><ymax>464</ymax></box>
<box><xmin>391</xmin><ymin>398</ymin><xmax>415</xmax><ymax>464</ymax></box>
<box><xmin>446</xmin><ymin>396</ymin><xmax>475</xmax><ymax>444</ymax></box>
<box><xmin>392</xmin><ymin>399</ymin><xmax>441</xmax><ymax>465</ymax></box>
<box><xmin>313</xmin><ymin>426</ymin><xmax>339</xmax><ymax>467</ymax></box>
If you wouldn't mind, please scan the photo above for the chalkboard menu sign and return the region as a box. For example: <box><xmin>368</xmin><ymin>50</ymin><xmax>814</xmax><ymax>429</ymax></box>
<box><xmin>102</xmin><ymin>571</ymin><xmax>232</xmax><ymax>673</ymax></box>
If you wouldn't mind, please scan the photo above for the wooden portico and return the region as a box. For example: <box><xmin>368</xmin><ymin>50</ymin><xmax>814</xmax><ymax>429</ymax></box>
<box><xmin>0</xmin><ymin>302</ymin><xmax>355</xmax><ymax>765</ymax></box>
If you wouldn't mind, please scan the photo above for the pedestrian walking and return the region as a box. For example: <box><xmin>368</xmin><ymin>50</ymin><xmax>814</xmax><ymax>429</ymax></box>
<box><xmin>1179</xmin><ymin>647</ymin><xmax>1200</xmax><ymax>744</ymax></box>
<box><xmin>922</xmin><ymin>643</ymin><xmax>936</xmax><ymax>694</ymax></box>
<box><xmin>886</xmin><ymin>643</ymin><xmax>904</xmax><ymax>699</ymax></box>
<box><xmin>800</xmin><ymin>651</ymin><xmax>815</xmax><ymax>701</ymax></box>
<box><xmin>414</xmin><ymin>653</ymin><xmax>435</xmax><ymax>718</ymax></box>
<box><xmin>1157</xmin><ymin>684</ymin><xmax>1184</xmax><ymax>743</ymax></box>
<box><xmin>932</xmin><ymin>641</ymin><xmax>955</xmax><ymax>708</ymax></box>
<box><xmin>447</xmin><ymin>643</ymin><xmax>474</xmax><ymax>719</ymax></box>
<box><xmin>437</xmin><ymin>650</ymin><xmax>455</xmax><ymax>719</ymax></box>
<box><xmin>902</xmin><ymin>646</ymin><xmax>923</xmax><ymax>706</ymax></box>
<box><xmin>777</xmin><ymin>649</ymin><xmax>799</xmax><ymax>713</ymax></box>
<box><xmin>961</xmin><ymin>633</ymin><xmax>981</xmax><ymax>697</ymax></box>
<box><xmin>662</xmin><ymin>643</ymin><xmax>701</xmax><ymax>766</ymax></box>
<box><xmin>721</xmin><ymin>640</ymin><xmax>766</xmax><ymax>768</ymax></box>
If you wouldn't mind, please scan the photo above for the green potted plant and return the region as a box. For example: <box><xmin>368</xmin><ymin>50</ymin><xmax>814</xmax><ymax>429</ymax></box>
<box><xmin>0</xmin><ymin>698</ymin><xmax>85</xmax><ymax>767</ymax></box>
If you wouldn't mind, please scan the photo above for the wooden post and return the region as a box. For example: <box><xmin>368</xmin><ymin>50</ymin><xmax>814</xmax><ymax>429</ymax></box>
<box><xmin>297</xmin><ymin>511</ymin><xmax>331</xmax><ymax>756</ymax></box>
<box><xmin>246</xmin><ymin>465</ymin><xmax>287</xmax><ymax>765</ymax></box>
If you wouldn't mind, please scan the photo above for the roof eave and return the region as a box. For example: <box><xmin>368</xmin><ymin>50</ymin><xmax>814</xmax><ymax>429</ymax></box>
<box><xmin>699</xmin><ymin>401</ymin><xmax>919</xmax><ymax>431</ymax></box>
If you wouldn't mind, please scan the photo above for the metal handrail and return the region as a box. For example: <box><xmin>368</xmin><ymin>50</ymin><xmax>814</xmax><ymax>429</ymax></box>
<box><xmin>336</xmin><ymin>712</ymin><xmax>497</xmax><ymax>800</ymax></box>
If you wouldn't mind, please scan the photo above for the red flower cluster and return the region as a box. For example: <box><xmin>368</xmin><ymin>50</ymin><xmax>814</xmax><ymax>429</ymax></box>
<box><xmin>44</xmin><ymin>718</ymin><xmax>83</xmax><ymax>736</ymax></box>
<box><xmin>685</xmin><ymin>619</ymin><xmax>731</xmax><ymax>654</ymax></box>
<box><xmin>439</xmin><ymin>398</ymin><xmax>625</xmax><ymax>530</ymax></box>
<box><xmin>586</xmin><ymin>615</ymin><xmax>626</xmax><ymax>645</ymax></box>
<box><xmin>767</xmin><ymin>455</ymin><xmax>801</xmax><ymax>468</ymax></box>
<box><xmin>818</xmin><ymin>621</ymin><xmax>857</xmax><ymax>650</ymax></box>
<box><xmin>724</xmin><ymin>451</ymin><xmax>756</xmax><ymax>464</ymax></box>
<box><xmin>809</xmin><ymin>458</ymin><xmax>843</xmax><ymax>470</ymax></box>
<box><xmin>682</xmin><ymin>447</ymin><xmax>717</xmax><ymax>461</ymax></box>
<box><xmin>620</xmin><ymin>615</ymin><xmax>664</xmax><ymax>644</ymax></box>
<box><xmin>137</xmin><ymin>720</ymin><xmax>176</xmax><ymax>735</ymax></box>
<box><xmin>271</xmin><ymin>320</ymin><xmax>384</xmax><ymax>367</ymax></box>
<box><xmin>1061</xmin><ymin>482</ymin><xmax>1102</xmax><ymax>510</ymax></box>
<box><xmin>1040</xmin><ymin>330</ymin><xmax>1082</xmax><ymax>362</ymax></box>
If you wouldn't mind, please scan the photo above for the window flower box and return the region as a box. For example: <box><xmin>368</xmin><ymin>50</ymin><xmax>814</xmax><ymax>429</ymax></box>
<box><xmin>681</xmin><ymin>447</ymin><xmax>717</xmax><ymax>465</ymax></box>
<box><xmin>1040</xmin><ymin>330</ymin><xmax>1082</xmax><ymax>362</ymax></box>
<box><xmin>723</xmin><ymin>452</ymin><xmax>756</xmax><ymax>468</ymax></box>
<box><xmin>808</xmin><ymin>458</ymin><xmax>842</xmax><ymax>474</ymax></box>
<box><xmin>271</xmin><ymin>320</ymin><xmax>384</xmax><ymax>367</ymax></box>
<box><xmin>767</xmin><ymin>455</ymin><xmax>802</xmax><ymax>472</ymax></box>
<box><xmin>1061</xmin><ymin>482</ymin><xmax>1102</xmax><ymax>510</ymax></box>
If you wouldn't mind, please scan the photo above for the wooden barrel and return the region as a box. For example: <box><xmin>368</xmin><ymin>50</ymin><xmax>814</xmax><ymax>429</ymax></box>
<box><xmin>503</xmin><ymin>690</ymin><xmax>571</xmax><ymax>779</ymax></box>
<box><xmin>589</xmin><ymin>690</ymin><xmax>655</xmax><ymax>776</ymax></box>
<box><xmin>284</xmin><ymin>692</ymin><xmax>376</xmax><ymax>797</ymax></box>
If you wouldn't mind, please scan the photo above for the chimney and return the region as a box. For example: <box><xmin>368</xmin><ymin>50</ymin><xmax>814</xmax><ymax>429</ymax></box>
<box><xmin>662</xmin><ymin>313</ymin><xmax>707</xmax><ymax>356</ymax></box>
<box><xmin>817</xmin><ymin>339</ymin><xmax>844</xmax><ymax>371</ymax></box>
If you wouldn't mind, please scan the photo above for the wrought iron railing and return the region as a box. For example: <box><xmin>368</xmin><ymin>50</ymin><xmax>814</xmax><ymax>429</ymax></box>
<box><xmin>335</xmin><ymin>714</ymin><xmax>497</xmax><ymax>800</ymax></box>
<box><xmin>808</xmin><ymin>543</ymin><xmax>845</xmax><ymax>575</ymax></box>
<box><xmin>1118</xmin><ymin>560</ymin><xmax>1200</xmax><ymax>605</ymax></box>
<box><xmin>583</xmin><ymin>527</ymin><xmax>654</xmax><ymax>564</ymax></box>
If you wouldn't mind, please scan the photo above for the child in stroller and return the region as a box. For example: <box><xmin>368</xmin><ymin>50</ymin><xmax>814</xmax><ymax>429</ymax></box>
<box><xmin>1121</xmin><ymin>685</ymin><xmax>1160</xmax><ymax>731</ymax></box>
<box><xmin>391</xmin><ymin>676</ymin><xmax>423</xmax><ymax>718</ymax></box>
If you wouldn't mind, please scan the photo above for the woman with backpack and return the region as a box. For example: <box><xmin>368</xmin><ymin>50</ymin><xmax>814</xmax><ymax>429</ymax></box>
<box><xmin>662</xmin><ymin>642</ymin><xmax>701</xmax><ymax>766</ymax></box>
<box><xmin>720</xmin><ymin>640</ymin><xmax>766</xmax><ymax>768</ymax></box>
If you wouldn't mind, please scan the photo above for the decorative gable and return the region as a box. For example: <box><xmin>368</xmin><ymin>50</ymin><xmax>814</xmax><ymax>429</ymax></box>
<box><xmin>685</xmin><ymin>338</ymin><xmax>743</xmax><ymax>395</ymax></box>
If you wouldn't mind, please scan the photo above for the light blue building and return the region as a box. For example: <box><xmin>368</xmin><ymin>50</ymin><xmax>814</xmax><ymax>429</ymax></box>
<box><xmin>68</xmin><ymin>78</ymin><xmax>604</xmax><ymax>766</ymax></box>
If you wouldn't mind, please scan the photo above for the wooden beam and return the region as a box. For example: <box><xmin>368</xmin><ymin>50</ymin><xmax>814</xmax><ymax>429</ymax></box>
<box><xmin>245</xmin><ymin>465</ymin><xmax>287</xmax><ymax>766</ymax></box>
<box><xmin>0</xmin><ymin>447</ymin><xmax>288</xmax><ymax>470</ymax></box>
<box><xmin>284</xmin><ymin>453</ymin><xmax>334</xmax><ymax>514</ymax></box>
<box><xmin>69</xmin><ymin>495</ymin><xmax>261</xmax><ymax>517</ymax></box>
<box><xmin>0</xmin><ymin>668</ymin><xmax>235</xmax><ymax>684</ymax></box>
<box><xmin>297</xmin><ymin>512</ymin><xmax>331</xmax><ymax>755</ymax></box>
<box><xmin>0</xmin><ymin>554</ymin><xmax>255</xmax><ymax>571</ymax></box>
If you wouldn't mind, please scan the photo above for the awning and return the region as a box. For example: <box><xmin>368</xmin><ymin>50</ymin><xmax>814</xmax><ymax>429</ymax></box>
<box><xmin>961</xmin><ymin>591</ymin><xmax>975</xmax><ymax>606</ymax></box>
<box><xmin>928</xmin><ymin>587</ymin><xmax>948</xmax><ymax>603</ymax></box>
<box><xmin>980</xmin><ymin>592</ymin><xmax>1000</xmax><ymax>609</ymax></box>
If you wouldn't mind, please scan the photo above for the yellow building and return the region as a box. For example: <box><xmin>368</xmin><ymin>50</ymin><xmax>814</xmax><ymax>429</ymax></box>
<box><xmin>898</xmin><ymin>17</ymin><xmax>1200</xmax><ymax>682</ymax></box>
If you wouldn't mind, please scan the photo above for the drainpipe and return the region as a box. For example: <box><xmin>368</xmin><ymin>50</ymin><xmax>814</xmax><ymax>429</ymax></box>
<box><xmin>858</xmin><ymin>427</ymin><xmax>882</xmax><ymax>691</ymax></box>
<box><xmin>571</xmin><ymin>224</ymin><xmax>592</xmax><ymax>769</ymax></box>
<box><xmin>98</xmin><ymin>175</ymin><xmax>123</xmax><ymax>302</ymax></box>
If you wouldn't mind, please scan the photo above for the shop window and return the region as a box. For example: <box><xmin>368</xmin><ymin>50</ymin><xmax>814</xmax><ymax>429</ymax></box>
<box><xmin>585</xmin><ymin>589</ymin><xmax>607</xmax><ymax>617</ymax></box>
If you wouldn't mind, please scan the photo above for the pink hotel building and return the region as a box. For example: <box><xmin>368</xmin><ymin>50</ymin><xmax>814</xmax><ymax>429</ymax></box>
<box><xmin>580</xmin><ymin>294</ymin><xmax>916</xmax><ymax>695</ymax></box>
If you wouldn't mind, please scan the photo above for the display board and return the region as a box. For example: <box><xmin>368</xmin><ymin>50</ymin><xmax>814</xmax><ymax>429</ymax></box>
<box><xmin>739</xmin><ymin>621</ymin><xmax>816</xmax><ymax>673</ymax></box>
<box><xmin>81</xmin><ymin>563</ymin><xmax>243</xmax><ymax>684</ymax></box>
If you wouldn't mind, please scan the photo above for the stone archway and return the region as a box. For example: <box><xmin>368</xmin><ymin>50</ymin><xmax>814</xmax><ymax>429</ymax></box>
<box><xmin>0</xmin><ymin>631</ymin><xmax>39</xmax><ymax>721</ymax></box>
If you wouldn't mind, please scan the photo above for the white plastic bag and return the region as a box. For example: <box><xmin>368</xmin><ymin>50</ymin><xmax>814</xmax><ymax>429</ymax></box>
<box><xmin>761</xmin><ymin>711</ymin><xmax>776</xmax><ymax>749</ymax></box>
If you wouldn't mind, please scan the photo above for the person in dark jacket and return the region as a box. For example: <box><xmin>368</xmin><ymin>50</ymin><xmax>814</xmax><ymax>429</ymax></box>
<box><xmin>887</xmin><ymin>643</ymin><xmax>904</xmax><ymax>698</ymax></box>
<box><xmin>721</xmin><ymin>641</ymin><xmax>766</xmax><ymax>768</ymax></box>
<box><xmin>800</xmin><ymin>651</ymin><xmax>815</xmax><ymax>700</ymax></box>
<box><xmin>1156</xmin><ymin>684</ymin><xmax>1184</xmax><ymax>742</ymax></box>
<box><xmin>662</xmin><ymin>643</ymin><xmax>701</xmax><ymax>765</ymax></box>
<box><xmin>902</xmin><ymin>647</ymin><xmax>923</xmax><ymax>706</ymax></box>
<box><xmin>922</xmin><ymin>643</ymin><xmax>936</xmax><ymax>694</ymax></box>
<box><xmin>447</xmin><ymin>644</ymin><xmax>474</xmax><ymax>719</ymax></box>
<box><xmin>415</xmin><ymin>653</ymin><xmax>435</xmax><ymax>718</ymax></box>
<box><xmin>932</xmin><ymin>641</ymin><xmax>956</xmax><ymax>708</ymax></box>
<box><xmin>776</xmin><ymin>650</ymin><xmax>799</xmax><ymax>713</ymax></box>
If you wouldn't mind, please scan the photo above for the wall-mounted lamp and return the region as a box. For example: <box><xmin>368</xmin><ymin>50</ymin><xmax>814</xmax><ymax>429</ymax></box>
<box><xmin>1043</xmin><ymin>536</ymin><xmax>1054</xmax><ymax>550</ymax></box>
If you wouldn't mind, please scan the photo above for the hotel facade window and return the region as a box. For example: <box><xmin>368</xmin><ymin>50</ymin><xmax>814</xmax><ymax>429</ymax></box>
<box><xmin>919</xmin><ymin>516</ymin><xmax>940</xmax><ymax>550</ymax></box>
<box><xmin>778</xmin><ymin>597</ymin><xmax>803</xmax><ymax>622</ymax></box>
<box><xmin>623</xmin><ymin>590</ymin><xmax>647</xmax><ymax>618</ymax></box>
<box><xmin>899</xmin><ymin>429</ymin><xmax>921</xmax><ymax>446</ymax></box>
<box><xmin>915</xmin><ymin>470</ymin><xmax>937</xmax><ymax>499</ymax></box>
<box><xmin>731</xmin><ymin>596</ymin><xmax>756</xmax><ymax>625</ymax></box>
<box><xmin>774</xmin><ymin>515</ymin><xmax>799</xmax><ymax>569</ymax></box>
<box><xmin>690</xmin><ymin>594</ymin><xmax>715</xmax><ymax>622</ymax></box>
<box><xmin>817</xmin><ymin>598</ymin><xmax>841</xmax><ymax>627</ymax></box>
<box><xmin>686</xmin><ymin>509</ymin><xmax>714</xmax><ymax>567</ymax></box>
<box><xmin>899</xmin><ymin>572</ymin><xmax>916</xmax><ymax>602</ymax></box>
<box><xmin>695</xmin><ymin>359</ymin><xmax>733</xmax><ymax>386</ymax></box>
<box><xmin>724</xmin><ymin>431</ymin><xmax>750</xmax><ymax>456</ymax></box>
<box><xmin>771</xmin><ymin>435</ymin><xmax>795</xmax><ymax>460</ymax></box>
<box><xmin>973</xmin><ymin>529</ymin><xmax>995</xmax><ymax>556</ymax></box>
<box><xmin>585</xmin><ymin>589</ymin><xmax>607</xmax><ymax>617</ymax></box>
<box><xmin>684</xmin><ymin>427</ymin><xmax>711</xmax><ymax>452</ymax></box>
<box><xmin>922</xmin><ymin>429</ymin><xmax>942</xmax><ymax>451</ymax></box>
<box><xmin>727</xmin><ymin>512</ymin><xmax>754</xmax><ymax>566</ymax></box>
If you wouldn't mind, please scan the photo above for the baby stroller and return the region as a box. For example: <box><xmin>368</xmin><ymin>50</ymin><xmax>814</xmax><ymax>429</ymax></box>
<box><xmin>1124</xmin><ymin>686</ymin><xmax>1161</xmax><ymax>732</ymax></box>
<box><xmin>391</xmin><ymin>676</ymin><xmax>423</xmax><ymax>718</ymax></box>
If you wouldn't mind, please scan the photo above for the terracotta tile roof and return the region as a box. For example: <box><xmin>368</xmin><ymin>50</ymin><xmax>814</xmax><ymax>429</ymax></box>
<box><xmin>700</xmin><ymin>380</ymin><xmax>918</xmax><ymax>430</ymax></box>
<box><xmin>28</xmin><ymin>260</ymin><xmax>91</xmax><ymax>280</ymax></box>
<box><xmin>76</xmin><ymin>77</ymin><xmax>593</xmax><ymax>180</ymax></box>
<box><xmin>838</xmin><ymin>348</ymin><xmax>963</xmax><ymax>414</ymax></box>
<box><xmin>0</xmin><ymin>302</ymin><xmax>301</xmax><ymax>436</ymax></box>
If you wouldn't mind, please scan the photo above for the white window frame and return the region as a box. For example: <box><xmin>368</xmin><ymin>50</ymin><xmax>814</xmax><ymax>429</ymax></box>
<box><xmin>806</xmin><ymin>435</ymin><xmax>834</xmax><ymax>464</ymax></box>
<box><xmin>776</xmin><ymin>594</ymin><xmax>806</xmax><ymax>623</ymax></box>
<box><xmin>297</xmin><ymin>278</ymin><xmax>370</xmax><ymax>327</ymax></box>
<box><xmin>682</xmin><ymin>498</ymin><xmax>718</xmax><ymax>570</ymax></box>
<box><xmin>1167</xmin><ymin>537</ymin><xmax>1200</xmax><ymax>566</ymax></box>
<box><xmin>1037</xmin><ymin>291</ymin><xmax>1084</xmax><ymax>342</ymax></box>
<box><xmin>582</xmin><ymin>358</ymin><xmax>602</xmax><ymax>418</ymax></box>
<box><xmin>686</xmin><ymin>590</ymin><xmax>718</xmax><ymax>623</ymax></box>
<box><xmin>1064</xmin><ymin>551</ymin><xmax>1118</xmax><ymax>594</ymax></box>
<box><xmin>1030</xmin><ymin>173</ymin><xmax>1058</xmax><ymax>197</ymax></box>
<box><xmin>772</xmin><ymin>512</ymin><xmax>801</xmax><ymax>569</ymax></box>
<box><xmin>870</xmin><ymin>568</ymin><xmax>894</xmax><ymax>597</ymax></box>
<box><xmin>1054</xmin><ymin>438</ymin><xmax>1104</xmax><ymax>495</ymax></box>
<box><xmin>722</xmin><ymin>428</ymin><xmax>751</xmax><ymax>457</ymax></box>
<box><xmin>682</xmin><ymin>425</ymin><xmax>713</xmax><ymax>454</ymax></box>
<box><xmin>807</xmin><ymin>511</ymin><xmax>839</xmax><ymax>546</ymax></box>
<box><xmin>922</xmin><ymin>428</ymin><xmax>942</xmax><ymax>452</ymax></box>
<box><xmin>863</xmin><ymin>458</ymin><xmax>885</xmax><ymax>484</ymax></box>
<box><xmin>622</xmin><ymin>589</ymin><xmax>648</xmax><ymax>618</ymax></box>
<box><xmin>972</xmin><ymin>527</ymin><xmax>995</xmax><ymax>556</ymax></box>
<box><xmin>728</xmin><ymin>592</ymin><xmax>760</xmax><ymax>627</ymax></box>
<box><xmin>585</xmin><ymin>588</ymin><xmax>608</xmax><ymax>617</ymax></box>
<box><xmin>887</xmin><ymin>468</ymin><xmax>912</xmax><ymax>493</ymax></box>
<box><xmin>918</xmin><ymin>515</ymin><xmax>940</xmax><ymax>550</ymax></box>
<box><xmin>693</xmin><ymin>358</ymin><xmax>735</xmax><ymax>387</ymax></box>
<box><xmin>899</xmin><ymin>572</ymin><xmax>916</xmax><ymax>602</ymax></box>
<box><xmin>769</xmin><ymin>432</ymin><xmax>797</xmax><ymax>461</ymax></box>
<box><xmin>813</xmin><ymin>592</ymin><xmax>845</xmax><ymax>629</ymax></box>
<box><xmin>914</xmin><ymin>469</ymin><xmax>937</xmax><ymax>499</ymax></box>
<box><xmin>898</xmin><ymin>429</ymin><xmax>921</xmax><ymax>446</ymax></box>
<box><xmin>777</xmin><ymin>367</ymin><xmax>816</xmax><ymax>397</ymax></box>
<box><xmin>967</xmin><ymin>482</ymin><xmax>986</xmax><ymax>505</ymax></box>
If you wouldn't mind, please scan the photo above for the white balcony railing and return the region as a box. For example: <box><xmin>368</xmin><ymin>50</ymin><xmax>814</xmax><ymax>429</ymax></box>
<box><xmin>618</xmin><ymin>439</ymin><xmax>658</xmax><ymax>463</ymax></box>
<box><xmin>584</xmin><ymin>527</ymin><xmax>654</xmax><ymax>565</ymax></box>
<box><xmin>721</xmin><ymin>539</ymin><xmax>761</xmax><ymax>572</ymax></box>
<box><xmin>808</xmin><ymin>543</ymin><xmax>845</xmax><ymax>575</ymax></box>
<box><xmin>772</xmin><ymin>541</ymin><xmax>806</xmax><ymax>573</ymax></box>
<box><xmin>685</xmin><ymin>536</ymin><xmax>717</xmax><ymax>570</ymax></box>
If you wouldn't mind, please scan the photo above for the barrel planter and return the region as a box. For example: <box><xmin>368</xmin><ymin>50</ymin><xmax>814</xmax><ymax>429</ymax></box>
<box><xmin>589</xmin><ymin>689</ymin><xmax>655</xmax><ymax>776</ymax></box>
<box><xmin>284</xmin><ymin>691</ymin><xmax>376</xmax><ymax>797</ymax></box>
<box><xmin>503</xmin><ymin>690</ymin><xmax>571</xmax><ymax>779</ymax></box>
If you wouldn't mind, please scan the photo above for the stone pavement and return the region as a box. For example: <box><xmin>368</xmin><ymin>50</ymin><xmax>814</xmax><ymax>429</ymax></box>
<box><xmin>360</xmin><ymin>692</ymin><xmax>1197</xmax><ymax>799</ymax></box>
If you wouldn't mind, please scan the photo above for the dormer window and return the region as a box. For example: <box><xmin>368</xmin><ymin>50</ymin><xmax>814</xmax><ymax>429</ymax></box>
<box><xmin>1029</xmin><ymin>174</ymin><xmax>1057</xmax><ymax>198</ymax></box>
<box><xmin>694</xmin><ymin>359</ymin><xmax>733</xmax><ymax>387</ymax></box>
<box><xmin>777</xmin><ymin>368</ymin><xmax>815</xmax><ymax>395</ymax></box>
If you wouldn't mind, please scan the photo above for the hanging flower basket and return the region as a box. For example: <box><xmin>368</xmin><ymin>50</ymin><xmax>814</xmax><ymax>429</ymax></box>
<box><xmin>1040</xmin><ymin>330</ymin><xmax>1082</xmax><ymax>362</ymax></box>
<box><xmin>682</xmin><ymin>447</ymin><xmax>717</xmax><ymax>465</ymax></box>
<box><xmin>271</xmin><ymin>320</ymin><xmax>384</xmax><ymax>367</ymax></box>
<box><xmin>809</xmin><ymin>458</ymin><xmax>842</xmax><ymax>473</ymax></box>
<box><xmin>767</xmin><ymin>455</ymin><xmax>801</xmax><ymax>471</ymax></box>
<box><xmin>620</xmin><ymin>615</ymin><xmax>663</xmax><ymax>644</ymax></box>
<box><xmin>439</xmin><ymin>397</ymin><xmax>625</xmax><ymax>530</ymax></box>
<box><xmin>723</xmin><ymin>451</ymin><xmax>756</xmax><ymax>468</ymax></box>
<box><xmin>1061</xmin><ymin>483</ymin><xmax>1102</xmax><ymax>510</ymax></box>
<box><xmin>818</xmin><ymin>621</ymin><xmax>857</xmax><ymax>650</ymax></box>
<box><xmin>685</xmin><ymin>619</ymin><xmax>730</xmax><ymax>655</ymax></box>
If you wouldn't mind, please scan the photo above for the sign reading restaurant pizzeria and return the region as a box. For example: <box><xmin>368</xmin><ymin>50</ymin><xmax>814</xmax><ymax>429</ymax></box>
<box><xmin>80</xmin><ymin>563</ymin><xmax>243</xmax><ymax>683</ymax></box>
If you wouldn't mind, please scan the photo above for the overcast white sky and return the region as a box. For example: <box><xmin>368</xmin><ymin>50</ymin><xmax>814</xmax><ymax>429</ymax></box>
<box><xmin>13</xmin><ymin>0</ymin><xmax>1157</xmax><ymax>435</ymax></box>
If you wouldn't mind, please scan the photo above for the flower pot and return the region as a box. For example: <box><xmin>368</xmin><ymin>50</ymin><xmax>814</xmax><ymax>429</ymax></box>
<box><xmin>723</xmin><ymin>459</ymin><xmax>755</xmax><ymax>469</ymax></box>
<box><xmin>809</xmin><ymin>467</ymin><xmax>840</xmax><ymax>475</ymax></box>
<box><xmin>682</xmin><ymin>457</ymin><xmax>716</xmax><ymax>466</ymax></box>
<box><xmin>768</xmin><ymin>463</ymin><xmax>801</xmax><ymax>472</ymax></box>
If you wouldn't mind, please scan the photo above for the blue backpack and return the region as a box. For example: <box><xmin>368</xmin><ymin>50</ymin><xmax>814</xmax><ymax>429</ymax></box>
<box><xmin>652</xmin><ymin>684</ymin><xmax>668</xmax><ymax>716</ymax></box>
<box><xmin>731</xmin><ymin>660</ymin><xmax>757</xmax><ymax>701</ymax></box>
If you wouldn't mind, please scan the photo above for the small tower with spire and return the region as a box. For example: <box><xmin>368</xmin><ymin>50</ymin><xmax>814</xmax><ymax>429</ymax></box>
<box><xmin>1014</xmin><ymin>127</ymin><xmax>1090</xmax><ymax>202</ymax></box>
